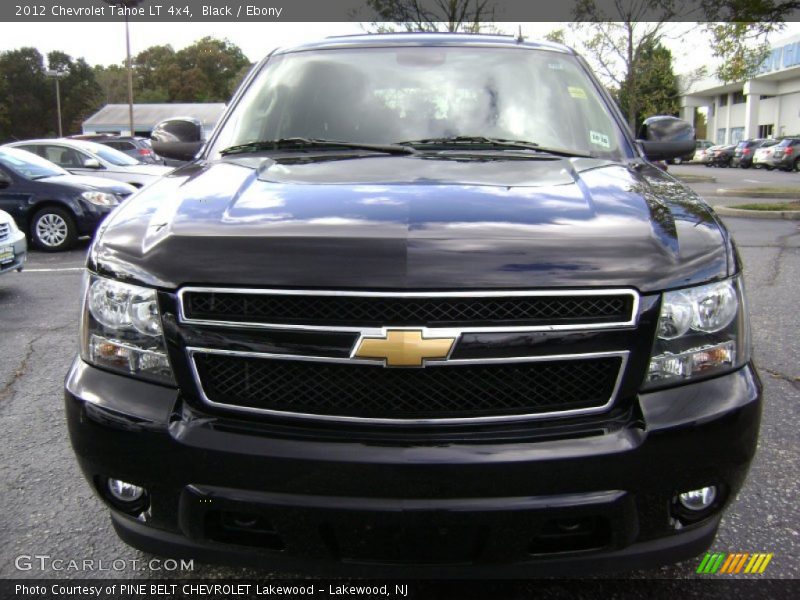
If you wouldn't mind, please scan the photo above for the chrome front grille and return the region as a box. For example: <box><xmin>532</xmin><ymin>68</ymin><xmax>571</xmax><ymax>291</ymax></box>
<box><xmin>178</xmin><ymin>288</ymin><xmax>639</xmax><ymax>423</ymax></box>
<box><xmin>190</xmin><ymin>351</ymin><xmax>625</xmax><ymax>423</ymax></box>
<box><xmin>0</xmin><ymin>222</ymin><xmax>9</xmax><ymax>242</ymax></box>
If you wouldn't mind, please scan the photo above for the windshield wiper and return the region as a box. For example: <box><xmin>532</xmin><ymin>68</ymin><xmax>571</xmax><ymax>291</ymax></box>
<box><xmin>220</xmin><ymin>137</ymin><xmax>417</xmax><ymax>156</ymax></box>
<box><xmin>397</xmin><ymin>136</ymin><xmax>592</xmax><ymax>158</ymax></box>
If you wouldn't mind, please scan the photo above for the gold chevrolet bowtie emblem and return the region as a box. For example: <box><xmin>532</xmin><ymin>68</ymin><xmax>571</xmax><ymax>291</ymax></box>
<box><xmin>354</xmin><ymin>330</ymin><xmax>456</xmax><ymax>367</ymax></box>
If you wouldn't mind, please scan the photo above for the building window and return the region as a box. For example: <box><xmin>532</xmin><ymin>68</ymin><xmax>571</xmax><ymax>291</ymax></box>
<box><xmin>717</xmin><ymin>128</ymin><xmax>727</xmax><ymax>144</ymax></box>
<box><xmin>732</xmin><ymin>91</ymin><xmax>746</xmax><ymax>104</ymax></box>
<box><xmin>719</xmin><ymin>94</ymin><xmax>728</xmax><ymax>107</ymax></box>
<box><xmin>758</xmin><ymin>124</ymin><xmax>774</xmax><ymax>138</ymax></box>
<box><xmin>730</xmin><ymin>127</ymin><xmax>745</xmax><ymax>144</ymax></box>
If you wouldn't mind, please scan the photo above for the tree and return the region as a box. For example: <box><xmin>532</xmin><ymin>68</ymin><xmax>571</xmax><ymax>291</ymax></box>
<box><xmin>170</xmin><ymin>37</ymin><xmax>250</xmax><ymax>101</ymax></box>
<box><xmin>93</xmin><ymin>64</ymin><xmax>129</xmax><ymax>104</ymax></box>
<box><xmin>364</xmin><ymin>0</ymin><xmax>496</xmax><ymax>32</ymax></box>
<box><xmin>47</xmin><ymin>52</ymin><xmax>103</xmax><ymax>135</ymax></box>
<box><xmin>571</xmin><ymin>1</ymin><xmax>684</xmax><ymax>132</ymax></box>
<box><xmin>0</xmin><ymin>48</ymin><xmax>50</xmax><ymax>140</ymax></box>
<box><xmin>616</xmin><ymin>41</ymin><xmax>679</xmax><ymax>133</ymax></box>
<box><xmin>132</xmin><ymin>44</ymin><xmax>176</xmax><ymax>102</ymax></box>
<box><xmin>571</xmin><ymin>0</ymin><xmax>800</xmax><ymax>132</ymax></box>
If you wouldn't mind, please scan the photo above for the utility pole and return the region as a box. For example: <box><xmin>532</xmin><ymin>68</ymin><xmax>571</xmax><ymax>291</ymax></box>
<box><xmin>104</xmin><ymin>0</ymin><xmax>145</xmax><ymax>135</ymax></box>
<box><xmin>45</xmin><ymin>69</ymin><xmax>68</xmax><ymax>137</ymax></box>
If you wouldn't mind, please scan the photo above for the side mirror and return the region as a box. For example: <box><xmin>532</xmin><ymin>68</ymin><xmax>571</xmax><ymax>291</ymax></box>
<box><xmin>151</xmin><ymin>117</ymin><xmax>204</xmax><ymax>161</ymax></box>
<box><xmin>0</xmin><ymin>172</ymin><xmax>11</xmax><ymax>188</ymax></box>
<box><xmin>637</xmin><ymin>116</ymin><xmax>695</xmax><ymax>161</ymax></box>
<box><xmin>83</xmin><ymin>158</ymin><xmax>101</xmax><ymax>169</ymax></box>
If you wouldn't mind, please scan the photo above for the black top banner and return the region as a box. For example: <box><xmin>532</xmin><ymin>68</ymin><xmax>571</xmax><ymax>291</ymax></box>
<box><xmin>2</xmin><ymin>0</ymin><xmax>800</xmax><ymax>22</ymax></box>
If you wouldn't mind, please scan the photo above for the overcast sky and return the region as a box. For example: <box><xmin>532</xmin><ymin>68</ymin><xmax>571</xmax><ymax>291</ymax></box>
<box><xmin>1</xmin><ymin>21</ymin><xmax>799</xmax><ymax>76</ymax></box>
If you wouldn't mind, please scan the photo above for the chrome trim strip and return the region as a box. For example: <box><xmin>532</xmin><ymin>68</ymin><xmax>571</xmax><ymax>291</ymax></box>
<box><xmin>186</xmin><ymin>347</ymin><xmax>630</xmax><ymax>425</ymax></box>
<box><xmin>177</xmin><ymin>287</ymin><xmax>641</xmax><ymax>333</ymax></box>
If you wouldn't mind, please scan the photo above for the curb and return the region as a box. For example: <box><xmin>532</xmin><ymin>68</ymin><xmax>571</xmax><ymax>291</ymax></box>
<box><xmin>713</xmin><ymin>205</ymin><xmax>800</xmax><ymax>220</ymax></box>
<box><xmin>675</xmin><ymin>175</ymin><xmax>717</xmax><ymax>183</ymax></box>
<box><xmin>715</xmin><ymin>188</ymin><xmax>800</xmax><ymax>199</ymax></box>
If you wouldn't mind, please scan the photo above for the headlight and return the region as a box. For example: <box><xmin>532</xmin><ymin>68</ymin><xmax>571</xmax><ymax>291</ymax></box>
<box><xmin>80</xmin><ymin>274</ymin><xmax>175</xmax><ymax>385</ymax></box>
<box><xmin>81</xmin><ymin>191</ymin><xmax>119</xmax><ymax>207</ymax></box>
<box><xmin>5</xmin><ymin>217</ymin><xmax>20</xmax><ymax>233</ymax></box>
<box><xmin>643</xmin><ymin>277</ymin><xmax>750</xmax><ymax>389</ymax></box>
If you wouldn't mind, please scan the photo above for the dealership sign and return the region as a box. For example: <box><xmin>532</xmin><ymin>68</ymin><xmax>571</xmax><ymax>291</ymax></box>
<box><xmin>760</xmin><ymin>40</ymin><xmax>800</xmax><ymax>74</ymax></box>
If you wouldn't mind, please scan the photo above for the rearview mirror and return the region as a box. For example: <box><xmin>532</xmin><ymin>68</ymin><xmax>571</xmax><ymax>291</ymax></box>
<box><xmin>637</xmin><ymin>116</ymin><xmax>695</xmax><ymax>161</ymax></box>
<box><xmin>83</xmin><ymin>158</ymin><xmax>101</xmax><ymax>169</ymax></box>
<box><xmin>151</xmin><ymin>118</ymin><xmax>204</xmax><ymax>162</ymax></box>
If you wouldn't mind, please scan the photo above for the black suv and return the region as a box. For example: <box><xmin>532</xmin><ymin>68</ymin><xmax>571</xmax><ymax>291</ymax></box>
<box><xmin>65</xmin><ymin>34</ymin><xmax>760</xmax><ymax>576</ymax></box>
<box><xmin>770</xmin><ymin>137</ymin><xmax>800</xmax><ymax>171</ymax></box>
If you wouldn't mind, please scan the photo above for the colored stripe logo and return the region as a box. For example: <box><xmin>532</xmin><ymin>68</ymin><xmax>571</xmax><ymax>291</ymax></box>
<box><xmin>697</xmin><ymin>552</ymin><xmax>773</xmax><ymax>574</ymax></box>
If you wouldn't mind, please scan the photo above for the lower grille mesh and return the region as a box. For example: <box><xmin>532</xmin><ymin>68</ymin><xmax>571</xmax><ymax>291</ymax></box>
<box><xmin>193</xmin><ymin>354</ymin><xmax>622</xmax><ymax>420</ymax></box>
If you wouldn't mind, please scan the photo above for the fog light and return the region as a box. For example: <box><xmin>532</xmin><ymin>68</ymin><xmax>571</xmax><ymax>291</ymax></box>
<box><xmin>678</xmin><ymin>486</ymin><xmax>717</xmax><ymax>511</ymax></box>
<box><xmin>107</xmin><ymin>478</ymin><xmax>145</xmax><ymax>503</ymax></box>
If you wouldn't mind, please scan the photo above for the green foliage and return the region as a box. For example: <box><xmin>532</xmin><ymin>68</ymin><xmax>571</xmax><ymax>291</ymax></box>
<box><xmin>0</xmin><ymin>48</ymin><xmax>53</xmax><ymax>140</ymax></box>
<box><xmin>617</xmin><ymin>41</ymin><xmax>679</xmax><ymax>133</ymax></box>
<box><xmin>0</xmin><ymin>36</ymin><xmax>251</xmax><ymax>140</ymax></box>
<box><xmin>707</xmin><ymin>23</ymin><xmax>774</xmax><ymax>83</ymax></box>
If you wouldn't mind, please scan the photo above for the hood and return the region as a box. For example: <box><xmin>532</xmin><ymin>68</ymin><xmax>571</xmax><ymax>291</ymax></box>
<box><xmin>121</xmin><ymin>164</ymin><xmax>173</xmax><ymax>176</ymax></box>
<box><xmin>39</xmin><ymin>174</ymin><xmax>136</xmax><ymax>195</ymax></box>
<box><xmin>92</xmin><ymin>154</ymin><xmax>731</xmax><ymax>293</ymax></box>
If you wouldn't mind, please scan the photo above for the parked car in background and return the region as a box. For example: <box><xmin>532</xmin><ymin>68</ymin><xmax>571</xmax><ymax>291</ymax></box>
<box><xmin>0</xmin><ymin>147</ymin><xmax>136</xmax><ymax>251</ymax></box>
<box><xmin>0</xmin><ymin>209</ymin><xmax>26</xmax><ymax>275</ymax></box>
<box><xmin>768</xmin><ymin>137</ymin><xmax>800</xmax><ymax>171</ymax></box>
<box><xmin>70</xmin><ymin>134</ymin><xmax>163</xmax><ymax>165</ymax></box>
<box><xmin>693</xmin><ymin>144</ymin><xmax>712</xmax><ymax>163</ymax></box>
<box><xmin>752</xmin><ymin>140</ymin><xmax>779</xmax><ymax>169</ymax></box>
<box><xmin>699</xmin><ymin>144</ymin><xmax>721</xmax><ymax>166</ymax></box>
<box><xmin>5</xmin><ymin>139</ymin><xmax>172</xmax><ymax>188</ymax></box>
<box><xmin>731</xmin><ymin>139</ymin><xmax>762</xmax><ymax>168</ymax></box>
<box><xmin>707</xmin><ymin>144</ymin><xmax>736</xmax><ymax>167</ymax></box>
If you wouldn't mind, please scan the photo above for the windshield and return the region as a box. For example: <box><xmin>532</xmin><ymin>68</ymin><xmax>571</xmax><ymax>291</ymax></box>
<box><xmin>212</xmin><ymin>46</ymin><xmax>629</xmax><ymax>159</ymax></box>
<box><xmin>77</xmin><ymin>141</ymin><xmax>141</xmax><ymax>166</ymax></box>
<box><xmin>0</xmin><ymin>147</ymin><xmax>69</xmax><ymax>179</ymax></box>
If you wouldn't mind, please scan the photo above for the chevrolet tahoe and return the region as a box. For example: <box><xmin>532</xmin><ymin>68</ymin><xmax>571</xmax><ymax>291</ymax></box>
<box><xmin>65</xmin><ymin>34</ymin><xmax>761</xmax><ymax>576</ymax></box>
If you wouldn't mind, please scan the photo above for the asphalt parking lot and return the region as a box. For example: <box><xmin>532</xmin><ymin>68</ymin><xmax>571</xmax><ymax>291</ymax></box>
<box><xmin>0</xmin><ymin>186</ymin><xmax>798</xmax><ymax>583</ymax></box>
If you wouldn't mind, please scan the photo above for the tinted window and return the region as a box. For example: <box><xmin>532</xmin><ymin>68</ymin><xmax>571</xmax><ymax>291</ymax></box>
<box><xmin>31</xmin><ymin>145</ymin><xmax>91</xmax><ymax>169</ymax></box>
<box><xmin>75</xmin><ymin>140</ymin><xmax>140</xmax><ymax>166</ymax></box>
<box><xmin>0</xmin><ymin>147</ymin><xmax>69</xmax><ymax>179</ymax></box>
<box><xmin>215</xmin><ymin>47</ymin><xmax>628</xmax><ymax>159</ymax></box>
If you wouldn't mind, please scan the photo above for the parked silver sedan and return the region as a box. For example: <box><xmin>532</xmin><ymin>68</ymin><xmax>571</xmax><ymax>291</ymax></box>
<box><xmin>4</xmin><ymin>139</ymin><xmax>172</xmax><ymax>189</ymax></box>
<box><xmin>0</xmin><ymin>209</ymin><xmax>26</xmax><ymax>275</ymax></box>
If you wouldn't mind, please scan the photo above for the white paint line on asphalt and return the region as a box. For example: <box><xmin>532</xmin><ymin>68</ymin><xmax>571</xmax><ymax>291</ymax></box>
<box><xmin>23</xmin><ymin>267</ymin><xmax>84</xmax><ymax>273</ymax></box>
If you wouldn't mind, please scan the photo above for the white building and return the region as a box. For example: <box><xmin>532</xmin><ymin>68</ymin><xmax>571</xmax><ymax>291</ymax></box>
<box><xmin>680</xmin><ymin>33</ymin><xmax>800</xmax><ymax>144</ymax></box>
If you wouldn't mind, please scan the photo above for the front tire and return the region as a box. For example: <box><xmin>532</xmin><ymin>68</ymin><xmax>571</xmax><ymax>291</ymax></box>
<box><xmin>30</xmin><ymin>207</ymin><xmax>77</xmax><ymax>252</ymax></box>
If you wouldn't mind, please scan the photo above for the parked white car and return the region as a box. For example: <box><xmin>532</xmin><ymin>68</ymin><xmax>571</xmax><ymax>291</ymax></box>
<box><xmin>0</xmin><ymin>209</ymin><xmax>26</xmax><ymax>276</ymax></box>
<box><xmin>752</xmin><ymin>140</ymin><xmax>779</xmax><ymax>170</ymax></box>
<box><xmin>4</xmin><ymin>139</ymin><xmax>172</xmax><ymax>188</ymax></box>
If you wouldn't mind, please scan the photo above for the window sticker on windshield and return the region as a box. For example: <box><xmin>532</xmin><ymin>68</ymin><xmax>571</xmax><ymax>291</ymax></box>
<box><xmin>568</xmin><ymin>86</ymin><xmax>587</xmax><ymax>99</ymax></box>
<box><xmin>590</xmin><ymin>131</ymin><xmax>611</xmax><ymax>149</ymax></box>
<box><xmin>548</xmin><ymin>62</ymin><xmax>564</xmax><ymax>70</ymax></box>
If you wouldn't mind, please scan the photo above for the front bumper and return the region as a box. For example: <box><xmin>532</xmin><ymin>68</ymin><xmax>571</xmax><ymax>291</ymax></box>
<box><xmin>65</xmin><ymin>359</ymin><xmax>762</xmax><ymax>576</ymax></box>
<box><xmin>0</xmin><ymin>229</ymin><xmax>27</xmax><ymax>274</ymax></box>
